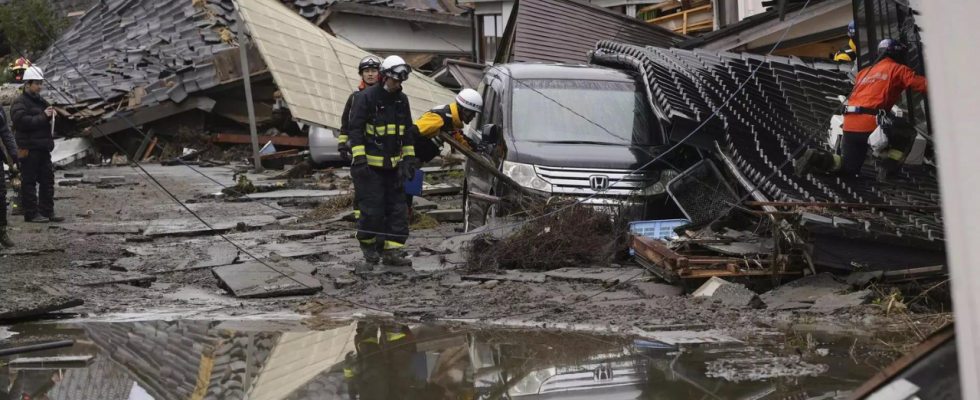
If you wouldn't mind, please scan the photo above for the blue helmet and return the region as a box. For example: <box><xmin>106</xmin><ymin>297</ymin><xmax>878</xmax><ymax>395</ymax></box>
<box><xmin>848</xmin><ymin>21</ymin><xmax>855</xmax><ymax>37</ymax></box>
<box><xmin>877</xmin><ymin>39</ymin><xmax>906</xmax><ymax>59</ymax></box>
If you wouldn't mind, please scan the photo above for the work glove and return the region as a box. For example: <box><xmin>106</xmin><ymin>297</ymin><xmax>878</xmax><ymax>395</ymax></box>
<box><xmin>398</xmin><ymin>156</ymin><xmax>417</xmax><ymax>182</ymax></box>
<box><xmin>350</xmin><ymin>156</ymin><xmax>369</xmax><ymax>180</ymax></box>
<box><xmin>338</xmin><ymin>143</ymin><xmax>352</xmax><ymax>162</ymax></box>
<box><xmin>453</xmin><ymin>131</ymin><xmax>484</xmax><ymax>153</ymax></box>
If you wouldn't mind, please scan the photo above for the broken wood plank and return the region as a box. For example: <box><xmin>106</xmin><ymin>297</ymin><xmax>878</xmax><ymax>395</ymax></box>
<box><xmin>91</xmin><ymin>97</ymin><xmax>216</xmax><ymax>138</ymax></box>
<box><xmin>142</xmin><ymin>215</ymin><xmax>277</xmax><ymax>237</ymax></box>
<box><xmin>141</xmin><ymin>137</ymin><xmax>158</xmax><ymax>161</ymax></box>
<box><xmin>462</xmin><ymin>271</ymin><xmax>547</xmax><ymax>284</ymax></box>
<box><xmin>424</xmin><ymin>209</ymin><xmax>463</xmax><ymax>223</ymax></box>
<box><xmin>438</xmin><ymin>132</ymin><xmax>546</xmax><ymax>198</ymax></box>
<box><xmin>212</xmin><ymin>133</ymin><xmax>308</xmax><ymax>147</ymax></box>
<box><xmin>260</xmin><ymin>149</ymin><xmax>300</xmax><ymax>160</ymax></box>
<box><xmin>8</xmin><ymin>355</ymin><xmax>94</xmax><ymax>369</ymax></box>
<box><xmin>467</xmin><ymin>191</ymin><xmax>502</xmax><ymax>204</ymax></box>
<box><xmin>745</xmin><ymin>201</ymin><xmax>941</xmax><ymax>211</ymax></box>
<box><xmin>78</xmin><ymin>275</ymin><xmax>156</xmax><ymax>288</ymax></box>
<box><xmin>422</xmin><ymin>183</ymin><xmax>461</xmax><ymax>196</ymax></box>
<box><xmin>544</xmin><ymin>268</ymin><xmax>646</xmax><ymax>284</ymax></box>
<box><xmin>212</xmin><ymin>260</ymin><xmax>322</xmax><ymax>298</ymax></box>
<box><xmin>0</xmin><ymin>297</ymin><xmax>84</xmax><ymax>322</ymax></box>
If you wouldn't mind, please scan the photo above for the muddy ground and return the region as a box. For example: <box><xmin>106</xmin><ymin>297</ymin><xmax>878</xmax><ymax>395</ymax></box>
<box><xmin>0</xmin><ymin>163</ymin><xmax>950</xmax><ymax>359</ymax></box>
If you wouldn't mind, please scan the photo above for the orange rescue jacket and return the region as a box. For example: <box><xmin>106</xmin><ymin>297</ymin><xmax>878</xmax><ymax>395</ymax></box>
<box><xmin>843</xmin><ymin>57</ymin><xmax>927</xmax><ymax>132</ymax></box>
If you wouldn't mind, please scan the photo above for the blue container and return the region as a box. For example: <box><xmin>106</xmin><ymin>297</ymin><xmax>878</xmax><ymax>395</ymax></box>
<box><xmin>629</xmin><ymin>219</ymin><xmax>690</xmax><ymax>240</ymax></box>
<box><xmin>405</xmin><ymin>170</ymin><xmax>424</xmax><ymax>196</ymax></box>
<box><xmin>629</xmin><ymin>219</ymin><xmax>690</xmax><ymax>256</ymax></box>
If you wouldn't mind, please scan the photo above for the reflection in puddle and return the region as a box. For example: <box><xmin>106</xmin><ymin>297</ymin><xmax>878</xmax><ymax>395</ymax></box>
<box><xmin>0</xmin><ymin>320</ymin><xmax>883</xmax><ymax>399</ymax></box>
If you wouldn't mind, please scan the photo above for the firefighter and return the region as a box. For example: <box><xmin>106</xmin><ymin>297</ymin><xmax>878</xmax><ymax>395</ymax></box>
<box><xmin>347</xmin><ymin>322</ymin><xmax>420</xmax><ymax>400</ymax></box>
<box><xmin>796</xmin><ymin>39</ymin><xmax>927</xmax><ymax>179</ymax></box>
<box><xmin>340</xmin><ymin>56</ymin><xmax>381</xmax><ymax>224</ymax></box>
<box><xmin>1</xmin><ymin>104</ymin><xmax>18</xmax><ymax>247</ymax></box>
<box><xmin>833</xmin><ymin>21</ymin><xmax>857</xmax><ymax>63</ymax></box>
<box><xmin>339</xmin><ymin>55</ymin><xmax>382</xmax><ymax>162</ymax></box>
<box><xmin>406</xmin><ymin>88</ymin><xmax>484</xmax><ymax>215</ymax></box>
<box><xmin>10</xmin><ymin>66</ymin><xmax>65</xmax><ymax>223</ymax></box>
<box><xmin>348</xmin><ymin>55</ymin><xmax>418</xmax><ymax>267</ymax></box>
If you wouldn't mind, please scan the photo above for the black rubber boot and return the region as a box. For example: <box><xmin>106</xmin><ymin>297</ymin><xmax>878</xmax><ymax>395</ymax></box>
<box><xmin>44</xmin><ymin>214</ymin><xmax>65</xmax><ymax>223</ymax></box>
<box><xmin>0</xmin><ymin>228</ymin><xmax>13</xmax><ymax>248</ymax></box>
<box><xmin>794</xmin><ymin>149</ymin><xmax>836</xmax><ymax>177</ymax></box>
<box><xmin>24</xmin><ymin>215</ymin><xmax>49</xmax><ymax>223</ymax></box>
<box><xmin>382</xmin><ymin>249</ymin><xmax>412</xmax><ymax>267</ymax></box>
<box><xmin>361</xmin><ymin>243</ymin><xmax>381</xmax><ymax>265</ymax></box>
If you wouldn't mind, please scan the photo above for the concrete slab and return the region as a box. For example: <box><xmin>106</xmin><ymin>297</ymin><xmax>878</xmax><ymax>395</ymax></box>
<box><xmin>463</xmin><ymin>271</ymin><xmax>547</xmax><ymax>284</ymax></box>
<box><xmin>237</xmin><ymin>240</ymin><xmax>341</xmax><ymax>261</ymax></box>
<box><xmin>78</xmin><ymin>275</ymin><xmax>157</xmax><ymax>287</ymax></box>
<box><xmin>693</xmin><ymin>277</ymin><xmax>765</xmax><ymax>309</ymax></box>
<box><xmin>54</xmin><ymin>221</ymin><xmax>148</xmax><ymax>235</ymax></box>
<box><xmin>142</xmin><ymin>215</ymin><xmax>277</xmax><ymax>237</ymax></box>
<box><xmin>633</xmin><ymin>281</ymin><xmax>683</xmax><ymax>298</ymax></box>
<box><xmin>241</xmin><ymin>189</ymin><xmax>347</xmax><ymax>199</ymax></box>
<box><xmin>412</xmin><ymin>196</ymin><xmax>439</xmax><ymax>212</ymax></box>
<box><xmin>425</xmin><ymin>209</ymin><xmax>463</xmax><ymax>223</ymax></box>
<box><xmin>544</xmin><ymin>268</ymin><xmax>645</xmax><ymax>284</ymax></box>
<box><xmin>809</xmin><ymin>290</ymin><xmax>871</xmax><ymax>314</ymax></box>
<box><xmin>212</xmin><ymin>260</ymin><xmax>322</xmax><ymax>298</ymax></box>
<box><xmin>760</xmin><ymin>274</ymin><xmax>848</xmax><ymax>310</ymax></box>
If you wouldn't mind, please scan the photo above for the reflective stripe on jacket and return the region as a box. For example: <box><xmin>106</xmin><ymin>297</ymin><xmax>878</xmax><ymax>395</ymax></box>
<box><xmin>347</xmin><ymin>83</ymin><xmax>418</xmax><ymax>169</ymax></box>
<box><xmin>415</xmin><ymin>103</ymin><xmax>463</xmax><ymax>139</ymax></box>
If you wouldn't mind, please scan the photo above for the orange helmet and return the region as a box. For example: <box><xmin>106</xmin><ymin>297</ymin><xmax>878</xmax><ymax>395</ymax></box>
<box><xmin>12</xmin><ymin>57</ymin><xmax>31</xmax><ymax>70</ymax></box>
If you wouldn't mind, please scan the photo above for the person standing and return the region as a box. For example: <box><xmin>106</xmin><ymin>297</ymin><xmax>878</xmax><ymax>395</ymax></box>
<box><xmin>0</xmin><ymin>105</ymin><xmax>18</xmax><ymax>247</ymax></box>
<box><xmin>796</xmin><ymin>39</ymin><xmax>927</xmax><ymax>179</ymax></box>
<box><xmin>10</xmin><ymin>66</ymin><xmax>64</xmax><ymax>223</ymax></box>
<box><xmin>340</xmin><ymin>56</ymin><xmax>381</xmax><ymax>223</ymax></box>
<box><xmin>347</xmin><ymin>56</ymin><xmax>418</xmax><ymax>267</ymax></box>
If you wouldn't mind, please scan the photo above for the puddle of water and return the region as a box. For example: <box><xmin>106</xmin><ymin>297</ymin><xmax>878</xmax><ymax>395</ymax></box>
<box><xmin>0</xmin><ymin>319</ymin><xmax>887</xmax><ymax>400</ymax></box>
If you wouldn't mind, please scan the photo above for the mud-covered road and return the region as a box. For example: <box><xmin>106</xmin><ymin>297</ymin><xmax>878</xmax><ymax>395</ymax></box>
<box><xmin>0</xmin><ymin>164</ymin><xmax>948</xmax><ymax>353</ymax></box>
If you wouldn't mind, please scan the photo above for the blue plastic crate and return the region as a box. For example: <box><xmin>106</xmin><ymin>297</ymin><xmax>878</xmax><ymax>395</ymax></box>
<box><xmin>629</xmin><ymin>219</ymin><xmax>690</xmax><ymax>240</ymax></box>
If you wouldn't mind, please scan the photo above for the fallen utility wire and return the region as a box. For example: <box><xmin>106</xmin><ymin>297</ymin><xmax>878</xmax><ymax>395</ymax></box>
<box><xmin>24</xmin><ymin>21</ymin><xmax>395</xmax><ymax>314</ymax></box>
<box><xmin>24</xmin><ymin>0</ymin><xmax>819</xmax><ymax>320</ymax></box>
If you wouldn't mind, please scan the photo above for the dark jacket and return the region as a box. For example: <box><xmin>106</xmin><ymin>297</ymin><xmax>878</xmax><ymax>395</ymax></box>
<box><xmin>0</xmin><ymin>106</ymin><xmax>17</xmax><ymax>164</ymax></box>
<box><xmin>339</xmin><ymin>81</ymin><xmax>371</xmax><ymax>146</ymax></box>
<box><xmin>348</xmin><ymin>83</ymin><xmax>418</xmax><ymax>169</ymax></box>
<box><xmin>11</xmin><ymin>91</ymin><xmax>55</xmax><ymax>152</ymax></box>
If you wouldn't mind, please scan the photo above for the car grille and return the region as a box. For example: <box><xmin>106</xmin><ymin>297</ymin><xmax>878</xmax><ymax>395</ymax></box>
<box><xmin>534</xmin><ymin>166</ymin><xmax>659</xmax><ymax>197</ymax></box>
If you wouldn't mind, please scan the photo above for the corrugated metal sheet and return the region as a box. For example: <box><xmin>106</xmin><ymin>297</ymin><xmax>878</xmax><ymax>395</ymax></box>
<box><xmin>238</xmin><ymin>0</ymin><xmax>456</xmax><ymax>130</ymax></box>
<box><xmin>502</xmin><ymin>0</ymin><xmax>686</xmax><ymax>64</ymax></box>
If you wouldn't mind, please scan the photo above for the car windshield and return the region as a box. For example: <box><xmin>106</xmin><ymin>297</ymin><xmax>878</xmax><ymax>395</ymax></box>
<box><xmin>510</xmin><ymin>79</ymin><xmax>661</xmax><ymax>146</ymax></box>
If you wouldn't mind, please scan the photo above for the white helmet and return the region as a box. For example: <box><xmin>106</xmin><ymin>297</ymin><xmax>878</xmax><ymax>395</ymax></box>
<box><xmin>22</xmin><ymin>66</ymin><xmax>44</xmax><ymax>81</ymax></box>
<box><xmin>455</xmin><ymin>88</ymin><xmax>483</xmax><ymax>113</ymax></box>
<box><xmin>380</xmin><ymin>55</ymin><xmax>411</xmax><ymax>81</ymax></box>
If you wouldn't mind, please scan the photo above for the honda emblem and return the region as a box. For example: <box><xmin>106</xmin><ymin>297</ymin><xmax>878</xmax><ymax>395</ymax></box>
<box><xmin>589</xmin><ymin>175</ymin><xmax>610</xmax><ymax>191</ymax></box>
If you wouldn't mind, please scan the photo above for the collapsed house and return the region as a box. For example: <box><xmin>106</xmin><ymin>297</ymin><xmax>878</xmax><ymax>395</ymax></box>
<box><xmin>34</xmin><ymin>0</ymin><xmax>456</xmax><ymax>157</ymax></box>
<box><xmin>591</xmin><ymin>40</ymin><xmax>943</xmax><ymax>278</ymax></box>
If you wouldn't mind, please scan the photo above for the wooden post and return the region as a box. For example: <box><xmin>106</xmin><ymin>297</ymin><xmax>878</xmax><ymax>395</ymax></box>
<box><xmin>237</xmin><ymin>5</ymin><xmax>263</xmax><ymax>173</ymax></box>
<box><xmin>438</xmin><ymin>132</ymin><xmax>546</xmax><ymax>198</ymax></box>
<box><xmin>682</xmin><ymin>10</ymin><xmax>689</xmax><ymax>34</ymax></box>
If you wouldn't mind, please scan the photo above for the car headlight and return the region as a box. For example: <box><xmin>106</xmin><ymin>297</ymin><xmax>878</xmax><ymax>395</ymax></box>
<box><xmin>502</xmin><ymin>161</ymin><xmax>552</xmax><ymax>193</ymax></box>
<box><xmin>642</xmin><ymin>169</ymin><xmax>679</xmax><ymax>196</ymax></box>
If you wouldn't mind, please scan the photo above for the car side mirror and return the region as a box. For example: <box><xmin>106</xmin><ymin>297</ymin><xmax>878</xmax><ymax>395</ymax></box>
<box><xmin>481</xmin><ymin>123</ymin><xmax>501</xmax><ymax>145</ymax></box>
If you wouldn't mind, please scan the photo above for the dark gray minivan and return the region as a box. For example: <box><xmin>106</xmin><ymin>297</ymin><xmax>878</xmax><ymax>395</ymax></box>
<box><xmin>463</xmin><ymin>63</ymin><xmax>684</xmax><ymax>231</ymax></box>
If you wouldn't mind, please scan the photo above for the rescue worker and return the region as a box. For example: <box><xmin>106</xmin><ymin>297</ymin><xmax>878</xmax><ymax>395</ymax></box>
<box><xmin>1</xmin><ymin>104</ymin><xmax>18</xmax><ymax>247</ymax></box>
<box><xmin>346</xmin><ymin>322</ymin><xmax>420</xmax><ymax>400</ymax></box>
<box><xmin>10</xmin><ymin>66</ymin><xmax>65</xmax><ymax>223</ymax></box>
<box><xmin>407</xmin><ymin>88</ymin><xmax>483</xmax><ymax>215</ymax></box>
<box><xmin>340</xmin><ymin>56</ymin><xmax>381</xmax><ymax>224</ymax></box>
<box><xmin>795</xmin><ymin>39</ymin><xmax>927</xmax><ymax>179</ymax></box>
<box><xmin>348</xmin><ymin>55</ymin><xmax>418</xmax><ymax>267</ymax></box>
<box><xmin>339</xmin><ymin>56</ymin><xmax>382</xmax><ymax>162</ymax></box>
<box><xmin>833</xmin><ymin>21</ymin><xmax>857</xmax><ymax>63</ymax></box>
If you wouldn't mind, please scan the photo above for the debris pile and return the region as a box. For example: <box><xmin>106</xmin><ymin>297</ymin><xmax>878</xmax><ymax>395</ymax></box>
<box><xmin>465</xmin><ymin>199</ymin><xmax>630</xmax><ymax>272</ymax></box>
<box><xmin>37</xmin><ymin>0</ymin><xmax>242</xmax><ymax>121</ymax></box>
